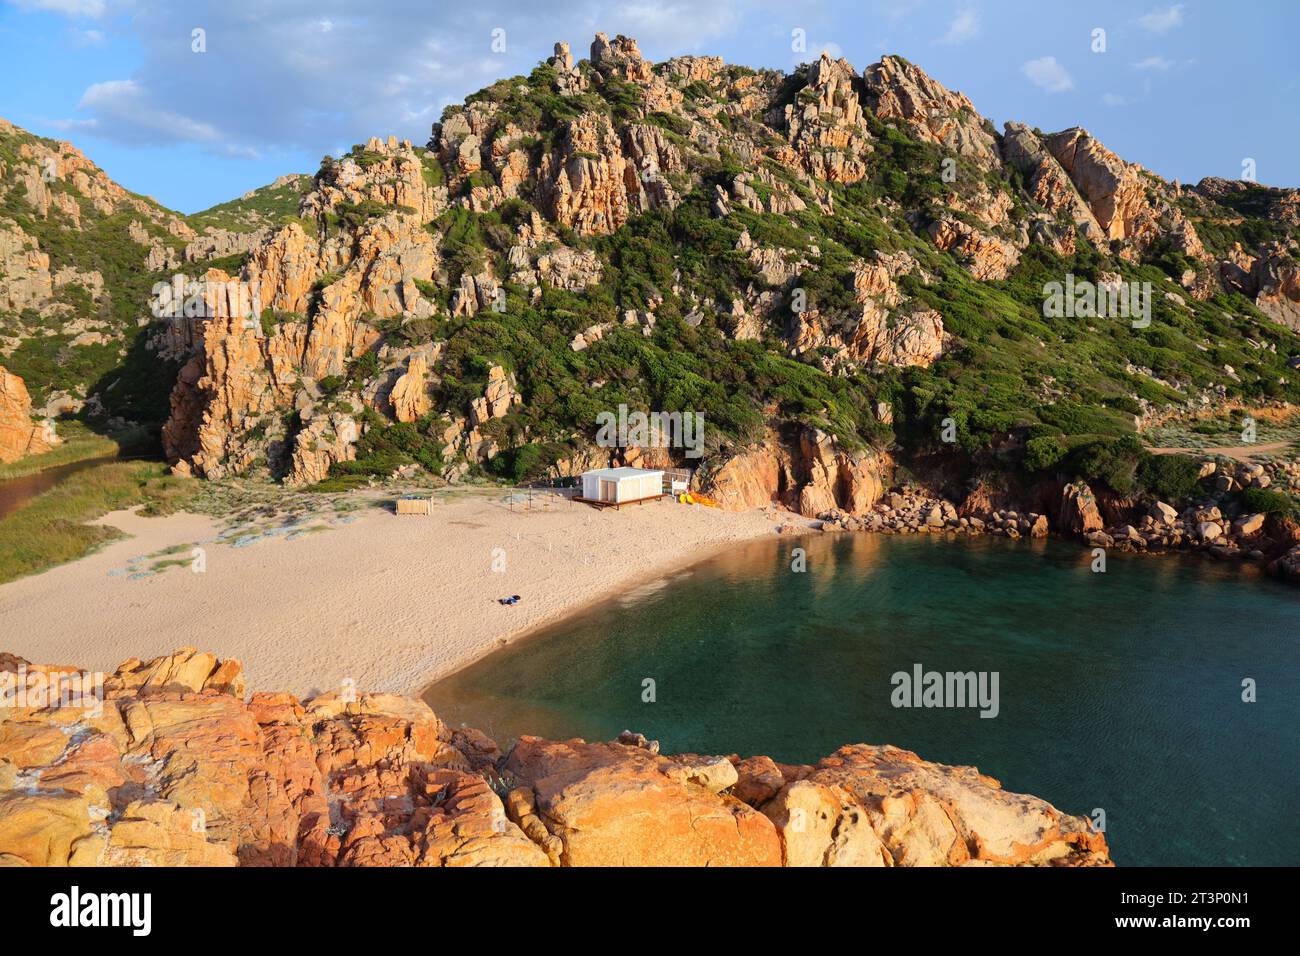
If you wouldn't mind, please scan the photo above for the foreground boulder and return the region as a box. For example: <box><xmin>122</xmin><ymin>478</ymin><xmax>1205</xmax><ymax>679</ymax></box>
<box><xmin>0</xmin><ymin>649</ymin><xmax>1110</xmax><ymax>867</ymax></box>
<box><xmin>503</xmin><ymin>736</ymin><xmax>781</xmax><ymax>866</ymax></box>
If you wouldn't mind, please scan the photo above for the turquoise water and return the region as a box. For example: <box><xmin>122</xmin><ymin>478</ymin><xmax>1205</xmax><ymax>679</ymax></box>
<box><xmin>425</xmin><ymin>533</ymin><xmax>1300</xmax><ymax>866</ymax></box>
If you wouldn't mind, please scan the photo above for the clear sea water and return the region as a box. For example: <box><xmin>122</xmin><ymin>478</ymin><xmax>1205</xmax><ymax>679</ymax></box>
<box><xmin>425</xmin><ymin>533</ymin><xmax>1300</xmax><ymax>866</ymax></box>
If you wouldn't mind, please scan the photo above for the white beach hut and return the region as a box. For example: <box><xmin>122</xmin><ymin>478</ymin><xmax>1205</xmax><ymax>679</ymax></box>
<box><xmin>579</xmin><ymin>467</ymin><xmax>665</xmax><ymax>507</ymax></box>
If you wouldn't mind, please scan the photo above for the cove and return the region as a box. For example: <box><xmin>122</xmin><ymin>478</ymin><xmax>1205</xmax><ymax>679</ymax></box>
<box><xmin>425</xmin><ymin>532</ymin><xmax>1300</xmax><ymax>866</ymax></box>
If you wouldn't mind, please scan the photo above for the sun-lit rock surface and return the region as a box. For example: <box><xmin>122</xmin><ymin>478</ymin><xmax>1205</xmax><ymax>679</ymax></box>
<box><xmin>0</xmin><ymin>364</ymin><xmax>58</xmax><ymax>463</ymax></box>
<box><xmin>0</xmin><ymin>649</ymin><xmax>1110</xmax><ymax>867</ymax></box>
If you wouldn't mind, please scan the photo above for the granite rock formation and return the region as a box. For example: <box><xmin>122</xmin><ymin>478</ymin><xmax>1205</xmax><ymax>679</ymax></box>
<box><xmin>0</xmin><ymin>649</ymin><xmax>1111</xmax><ymax>868</ymax></box>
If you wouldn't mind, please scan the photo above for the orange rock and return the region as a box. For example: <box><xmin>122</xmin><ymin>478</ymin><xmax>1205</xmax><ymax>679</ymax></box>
<box><xmin>0</xmin><ymin>649</ymin><xmax>1111</xmax><ymax>868</ymax></box>
<box><xmin>0</xmin><ymin>365</ymin><xmax>58</xmax><ymax>463</ymax></box>
<box><xmin>771</xmin><ymin>745</ymin><xmax>1110</xmax><ymax>867</ymax></box>
<box><xmin>503</xmin><ymin>737</ymin><xmax>783</xmax><ymax>866</ymax></box>
<box><xmin>864</xmin><ymin>55</ymin><xmax>1000</xmax><ymax>170</ymax></box>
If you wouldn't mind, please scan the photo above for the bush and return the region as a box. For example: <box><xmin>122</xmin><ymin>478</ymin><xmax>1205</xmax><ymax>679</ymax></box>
<box><xmin>1240</xmin><ymin>486</ymin><xmax>1299</xmax><ymax>517</ymax></box>
<box><xmin>1023</xmin><ymin>435</ymin><xmax>1067</xmax><ymax>472</ymax></box>
<box><xmin>1064</xmin><ymin>436</ymin><xmax>1143</xmax><ymax>494</ymax></box>
<box><xmin>1137</xmin><ymin>453</ymin><xmax>1203</xmax><ymax>503</ymax></box>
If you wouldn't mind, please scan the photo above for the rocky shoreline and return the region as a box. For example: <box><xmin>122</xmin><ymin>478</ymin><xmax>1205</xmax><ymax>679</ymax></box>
<box><xmin>0</xmin><ymin>648</ymin><xmax>1110</xmax><ymax>867</ymax></box>
<box><xmin>819</xmin><ymin>483</ymin><xmax>1300</xmax><ymax>582</ymax></box>
<box><xmin>710</xmin><ymin>427</ymin><xmax>1300</xmax><ymax>584</ymax></box>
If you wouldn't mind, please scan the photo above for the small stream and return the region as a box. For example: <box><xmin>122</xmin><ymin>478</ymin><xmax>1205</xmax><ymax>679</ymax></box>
<box><xmin>0</xmin><ymin>456</ymin><xmax>117</xmax><ymax>521</ymax></box>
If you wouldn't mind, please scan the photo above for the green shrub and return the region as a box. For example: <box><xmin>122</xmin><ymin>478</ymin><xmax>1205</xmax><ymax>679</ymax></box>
<box><xmin>1137</xmin><ymin>453</ymin><xmax>1203</xmax><ymax>503</ymax></box>
<box><xmin>1023</xmin><ymin>435</ymin><xmax>1067</xmax><ymax>472</ymax></box>
<box><xmin>1240</xmin><ymin>486</ymin><xmax>1299</xmax><ymax>517</ymax></box>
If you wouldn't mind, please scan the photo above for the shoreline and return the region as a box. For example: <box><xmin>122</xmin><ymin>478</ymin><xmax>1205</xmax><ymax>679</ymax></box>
<box><xmin>3</xmin><ymin>471</ymin><xmax>1293</xmax><ymax>703</ymax></box>
<box><xmin>0</xmin><ymin>488</ymin><xmax>788</xmax><ymax>696</ymax></box>
<box><xmin>413</xmin><ymin>529</ymin><xmax>775</xmax><ymax>688</ymax></box>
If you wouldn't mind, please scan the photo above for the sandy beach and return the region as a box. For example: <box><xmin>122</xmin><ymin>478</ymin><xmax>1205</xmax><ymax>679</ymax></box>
<box><xmin>0</xmin><ymin>489</ymin><xmax>786</xmax><ymax>695</ymax></box>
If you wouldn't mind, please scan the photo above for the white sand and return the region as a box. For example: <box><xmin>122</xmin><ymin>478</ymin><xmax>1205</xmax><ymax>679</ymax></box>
<box><xmin>0</xmin><ymin>491</ymin><xmax>787</xmax><ymax>695</ymax></box>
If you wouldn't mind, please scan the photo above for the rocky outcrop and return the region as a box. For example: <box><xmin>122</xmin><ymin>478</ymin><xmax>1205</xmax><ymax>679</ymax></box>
<box><xmin>162</xmin><ymin>310</ymin><xmax>291</xmax><ymax>480</ymax></box>
<box><xmin>1059</xmin><ymin>481</ymin><xmax>1104</xmax><ymax>535</ymax></box>
<box><xmin>785</xmin><ymin>250</ymin><xmax>946</xmax><ymax>368</ymax></box>
<box><xmin>696</xmin><ymin>443</ymin><xmax>785</xmax><ymax>511</ymax></box>
<box><xmin>590</xmin><ymin>32</ymin><xmax>655</xmax><ymax>84</ymax></box>
<box><xmin>0</xmin><ymin>650</ymin><xmax>546</xmax><ymax>867</ymax></box>
<box><xmin>0</xmin><ymin>649</ymin><xmax>1111</xmax><ymax>868</ymax></box>
<box><xmin>389</xmin><ymin>354</ymin><xmax>431</xmax><ymax>423</ymax></box>
<box><xmin>305</xmin><ymin>136</ymin><xmax>446</xmax><ymax>226</ymax></box>
<box><xmin>795</xmin><ymin>428</ymin><xmax>887</xmax><ymax>517</ymax></box>
<box><xmin>437</xmin><ymin>365</ymin><xmax>522</xmax><ymax>469</ymax></box>
<box><xmin>765</xmin><ymin>744</ymin><xmax>1106</xmax><ymax>866</ymax></box>
<box><xmin>1001</xmin><ymin>122</ymin><xmax>1105</xmax><ymax>242</ymax></box>
<box><xmin>774</xmin><ymin>53</ymin><xmax>872</xmax><ymax>183</ymax></box>
<box><xmin>287</xmin><ymin>404</ymin><xmax>359</xmax><ymax>486</ymax></box>
<box><xmin>928</xmin><ymin>216</ymin><xmax>1021</xmax><ymax>280</ymax></box>
<box><xmin>1242</xmin><ymin>243</ymin><xmax>1300</xmax><ymax>330</ymax></box>
<box><xmin>163</xmin><ymin>211</ymin><xmax>431</xmax><ymax>479</ymax></box>
<box><xmin>698</xmin><ymin>428</ymin><xmax>888</xmax><ymax>517</ymax></box>
<box><xmin>0</xmin><ymin>365</ymin><xmax>58</xmax><ymax>462</ymax></box>
<box><xmin>538</xmin><ymin>111</ymin><xmax>681</xmax><ymax>235</ymax></box>
<box><xmin>503</xmin><ymin>736</ymin><xmax>781</xmax><ymax>866</ymax></box>
<box><xmin>0</xmin><ymin>221</ymin><xmax>54</xmax><ymax>313</ymax></box>
<box><xmin>506</xmin><ymin>211</ymin><xmax>602</xmax><ymax>291</ymax></box>
<box><xmin>862</xmin><ymin>56</ymin><xmax>1000</xmax><ymax>170</ymax></box>
<box><xmin>1044</xmin><ymin>129</ymin><xmax>1151</xmax><ymax>243</ymax></box>
<box><xmin>1039</xmin><ymin>127</ymin><xmax>1207</xmax><ymax>264</ymax></box>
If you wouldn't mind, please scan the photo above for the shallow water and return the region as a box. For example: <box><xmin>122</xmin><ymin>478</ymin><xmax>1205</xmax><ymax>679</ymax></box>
<box><xmin>426</xmin><ymin>532</ymin><xmax>1300</xmax><ymax>867</ymax></box>
<box><xmin>0</xmin><ymin>456</ymin><xmax>115</xmax><ymax>521</ymax></box>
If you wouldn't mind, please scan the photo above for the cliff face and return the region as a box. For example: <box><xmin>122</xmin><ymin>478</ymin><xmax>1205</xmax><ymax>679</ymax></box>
<box><xmin>0</xmin><ymin>365</ymin><xmax>58</xmax><ymax>462</ymax></box>
<box><xmin>0</xmin><ymin>649</ymin><xmax>1110</xmax><ymax>867</ymax></box>
<box><xmin>697</xmin><ymin>425</ymin><xmax>889</xmax><ymax>518</ymax></box>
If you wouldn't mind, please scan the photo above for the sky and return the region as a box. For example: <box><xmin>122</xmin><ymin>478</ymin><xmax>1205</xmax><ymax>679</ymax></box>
<box><xmin>1</xmin><ymin>0</ymin><xmax>1296</xmax><ymax>214</ymax></box>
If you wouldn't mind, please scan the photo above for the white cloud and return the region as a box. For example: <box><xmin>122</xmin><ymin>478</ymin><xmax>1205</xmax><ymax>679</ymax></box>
<box><xmin>76</xmin><ymin>79</ymin><xmax>227</xmax><ymax>148</ymax></box>
<box><xmin>936</xmin><ymin>7</ymin><xmax>979</xmax><ymax>46</ymax></box>
<box><xmin>1138</xmin><ymin>4</ymin><xmax>1185</xmax><ymax>33</ymax></box>
<box><xmin>38</xmin><ymin>1</ymin><xmax>747</xmax><ymax>157</ymax></box>
<box><xmin>1022</xmin><ymin>56</ymin><xmax>1074</xmax><ymax>94</ymax></box>
<box><xmin>9</xmin><ymin>0</ymin><xmax>106</xmax><ymax>16</ymax></box>
<box><xmin>1132</xmin><ymin>55</ymin><xmax>1173</xmax><ymax>71</ymax></box>
<box><xmin>1102</xmin><ymin>93</ymin><xmax>1131</xmax><ymax>107</ymax></box>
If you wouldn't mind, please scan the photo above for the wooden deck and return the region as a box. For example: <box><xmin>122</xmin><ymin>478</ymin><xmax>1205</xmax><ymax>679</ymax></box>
<box><xmin>573</xmin><ymin>492</ymin><xmax>667</xmax><ymax>511</ymax></box>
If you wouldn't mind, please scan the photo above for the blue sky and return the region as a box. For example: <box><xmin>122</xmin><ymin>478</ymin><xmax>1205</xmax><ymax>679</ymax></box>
<box><xmin>1</xmin><ymin>0</ymin><xmax>1296</xmax><ymax>213</ymax></box>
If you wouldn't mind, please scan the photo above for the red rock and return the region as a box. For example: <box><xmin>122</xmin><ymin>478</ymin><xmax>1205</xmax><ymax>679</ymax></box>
<box><xmin>0</xmin><ymin>650</ymin><xmax>1111</xmax><ymax>868</ymax></box>
<box><xmin>503</xmin><ymin>737</ymin><xmax>783</xmax><ymax>866</ymax></box>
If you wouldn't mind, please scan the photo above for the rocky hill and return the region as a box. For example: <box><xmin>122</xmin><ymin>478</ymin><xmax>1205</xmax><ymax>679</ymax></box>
<box><xmin>2</xmin><ymin>33</ymin><xmax>1300</xmax><ymax>522</ymax></box>
<box><xmin>0</xmin><ymin>648</ymin><xmax>1110</xmax><ymax>867</ymax></box>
